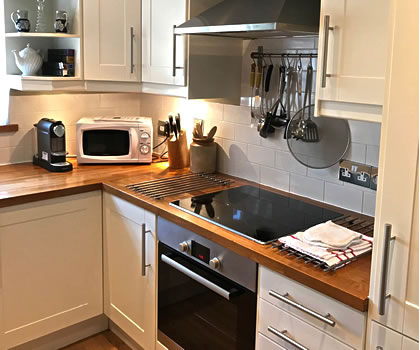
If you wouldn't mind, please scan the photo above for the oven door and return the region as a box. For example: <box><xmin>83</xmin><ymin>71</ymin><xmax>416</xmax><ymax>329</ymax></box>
<box><xmin>158</xmin><ymin>243</ymin><xmax>257</xmax><ymax>350</ymax></box>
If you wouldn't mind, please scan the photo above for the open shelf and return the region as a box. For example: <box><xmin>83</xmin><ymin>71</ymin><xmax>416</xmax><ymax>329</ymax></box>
<box><xmin>6</xmin><ymin>74</ymin><xmax>85</xmax><ymax>91</ymax></box>
<box><xmin>5</xmin><ymin>33</ymin><xmax>80</xmax><ymax>38</ymax></box>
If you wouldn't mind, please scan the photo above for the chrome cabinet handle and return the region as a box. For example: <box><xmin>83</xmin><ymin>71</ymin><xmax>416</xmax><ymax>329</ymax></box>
<box><xmin>321</xmin><ymin>15</ymin><xmax>334</xmax><ymax>88</ymax></box>
<box><xmin>269</xmin><ymin>290</ymin><xmax>336</xmax><ymax>327</ymax></box>
<box><xmin>268</xmin><ymin>326</ymin><xmax>309</xmax><ymax>350</ymax></box>
<box><xmin>172</xmin><ymin>25</ymin><xmax>184</xmax><ymax>77</ymax></box>
<box><xmin>130</xmin><ymin>27</ymin><xmax>135</xmax><ymax>74</ymax></box>
<box><xmin>161</xmin><ymin>254</ymin><xmax>231</xmax><ymax>300</ymax></box>
<box><xmin>378</xmin><ymin>224</ymin><xmax>395</xmax><ymax>315</ymax></box>
<box><xmin>141</xmin><ymin>224</ymin><xmax>151</xmax><ymax>276</ymax></box>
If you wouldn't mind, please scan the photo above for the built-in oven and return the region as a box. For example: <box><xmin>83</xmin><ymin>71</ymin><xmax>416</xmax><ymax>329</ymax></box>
<box><xmin>158</xmin><ymin>217</ymin><xmax>257</xmax><ymax>350</ymax></box>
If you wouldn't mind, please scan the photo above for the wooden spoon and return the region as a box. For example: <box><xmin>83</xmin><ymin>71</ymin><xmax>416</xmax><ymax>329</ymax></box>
<box><xmin>207</xmin><ymin>126</ymin><xmax>217</xmax><ymax>140</ymax></box>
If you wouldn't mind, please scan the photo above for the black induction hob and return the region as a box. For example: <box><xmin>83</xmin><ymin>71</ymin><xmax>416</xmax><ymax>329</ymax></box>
<box><xmin>170</xmin><ymin>185</ymin><xmax>343</xmax><ymax>245</ymax></box>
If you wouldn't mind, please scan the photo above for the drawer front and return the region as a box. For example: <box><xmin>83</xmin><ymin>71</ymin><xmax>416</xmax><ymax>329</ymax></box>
<box><xmin>259</xmin><ymin>266</ymin><xmax>366</xmax><ymax>349</ymax></box>
<box><xmin>369</xmin><ymin>321</ymin><xmax>402</xmax><ymax>350</ymax></box>
<box><xmin>257</xmin><ymin>333</ymin><xmax>287</xmax><ymax>350</ymax></box>
<box><xmin>258</xmin><ymin>299</ymin><xmax>353</xmax><ymax>350</ymax></box>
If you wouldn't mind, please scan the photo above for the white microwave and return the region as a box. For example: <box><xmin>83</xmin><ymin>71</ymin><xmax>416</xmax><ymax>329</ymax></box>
<box><xmin>76</xmin><ymin>116</ymin><xmax>153</xmax><ymax>164</ymax></box>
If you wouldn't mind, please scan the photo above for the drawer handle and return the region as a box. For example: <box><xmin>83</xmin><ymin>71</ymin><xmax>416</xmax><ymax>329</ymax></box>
<box><xmin>141</xmin><ymin>224</ymin><xmax>152</xmax><ymax>276</ymax></box>
<box><xmin>268</xmin><ymin>326</ymin><xmax>309</xmax><ymax>350</ymax></box>
<box><xmin>269</xmin><ymin>290</ymin><xmax>336</xmax><ymax>327</ymax></box>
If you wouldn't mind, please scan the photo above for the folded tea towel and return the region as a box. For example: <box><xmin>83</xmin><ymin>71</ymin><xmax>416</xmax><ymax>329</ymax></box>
<box><xmin>303</xmin><ymin>220</ymin><xmax>362</xmax><ymax>249</ymax></box>
<box><xmin>279</xmin><ymin>231</ymin><xmax>373</xmax><ymax>267</ymax></box>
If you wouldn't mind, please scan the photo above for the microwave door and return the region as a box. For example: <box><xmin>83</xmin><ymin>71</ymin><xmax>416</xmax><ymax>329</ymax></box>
<box><xmin>82</xmin><ymin>129</ymin><xmax>130</xmax><ymax>157</ymax></box>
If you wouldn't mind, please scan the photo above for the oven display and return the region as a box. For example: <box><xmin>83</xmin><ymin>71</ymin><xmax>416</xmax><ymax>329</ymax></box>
<box><xmin>191</xmin><ymin>241</ymin><xmax>210</xmax><ymax>264</ymax></box>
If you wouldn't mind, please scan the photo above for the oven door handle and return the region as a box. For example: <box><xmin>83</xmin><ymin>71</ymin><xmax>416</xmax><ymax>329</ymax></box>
<box><xmin>161</xmin><ymin>254</ymin><xmax>232</xmax><ymax>300</ymax></box>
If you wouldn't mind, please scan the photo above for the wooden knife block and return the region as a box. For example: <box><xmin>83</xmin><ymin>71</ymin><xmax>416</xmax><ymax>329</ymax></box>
<box><xmin>168</xmin><ymin>130</ymin><xmax>190</xmax><ymax>169</ymax></box>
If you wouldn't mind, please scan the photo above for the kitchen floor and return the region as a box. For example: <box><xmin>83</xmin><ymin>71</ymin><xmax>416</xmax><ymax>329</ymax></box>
<box><xmin>61</xmin><ymin>331</ymin><xmax>132</xmax><ymax>350</ymax></box>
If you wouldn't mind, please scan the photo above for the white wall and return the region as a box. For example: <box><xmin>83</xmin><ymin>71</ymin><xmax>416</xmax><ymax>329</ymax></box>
<box><xmin>0</xmin><ymin>91</ymin><xmax>380</xmax><ymax>216</ymax></box>
<box><xmin>139</xmin><ymin>94</ymin><xmax>381</xmax><ymax>217</ymax></box>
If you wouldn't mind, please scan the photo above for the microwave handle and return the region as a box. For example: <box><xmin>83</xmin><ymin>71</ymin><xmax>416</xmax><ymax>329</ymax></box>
<box><xmin>161</xmin><ymin>254</ymin><xmax>232</xmax><ymax>300</ymax></box>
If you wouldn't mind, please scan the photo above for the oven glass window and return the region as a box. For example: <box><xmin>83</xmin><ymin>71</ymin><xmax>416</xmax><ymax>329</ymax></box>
<box><xmin>83</xmin><ymin>130</ymin><xmax>130</xmax><ymax>156</ymax></box>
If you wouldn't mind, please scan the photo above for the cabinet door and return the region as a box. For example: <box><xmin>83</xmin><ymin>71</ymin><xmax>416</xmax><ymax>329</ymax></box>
<box><xmin>0</xmin><ymin>192</ymin><xmax>103</xmax><ymax>349</ymax></box>
<box><xmin>402</xmin><ymin>337</ymin><xmax>419</xmax><ymax>350</ymax></box>
<box><xmin>103</xmin><ymin>193</ymin><xmax>156</xmax><ymax>350</ymax></box>
<box><xmin>142</xmin><ymin>0</ymin><xmax>187</xmax><ymax>86</ymax></box>
<box><xmin>369</xmin><ymin>321</ymin><xmax>403</xmax><ymax>350</ymax></box>
<box><xmin>315</xmin><ymin>0</ymin><xmax>390</xmax><ymax>122</ymax></box>
<box><xmin>368</xmin><ymin>0</ymin><xmax>419</xmax><ymax>334</ymax></box>
<box><xmin>84</xmin><ymin>0</ymin><xmax>141</xmax><ymax>81</ymax></box>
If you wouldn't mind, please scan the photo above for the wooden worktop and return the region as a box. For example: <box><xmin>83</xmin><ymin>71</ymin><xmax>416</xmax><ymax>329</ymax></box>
<box><xmin>0</xmin><ymin>159</ymin><xmax>372</xmax><ymax>312</ymax></box>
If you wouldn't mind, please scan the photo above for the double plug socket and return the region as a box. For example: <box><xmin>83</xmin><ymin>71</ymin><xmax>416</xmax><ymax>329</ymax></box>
<box><xmin>339</xmin><ymin>160</ymin><xmax>378</xmax><ymax>191</ymax></box>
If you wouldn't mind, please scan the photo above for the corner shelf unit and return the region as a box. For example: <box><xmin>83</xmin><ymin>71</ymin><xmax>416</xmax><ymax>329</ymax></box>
<box><xmin>1</xmin><ymin>0</ymin><xmax>83</xmax><ymax>91</ymax></box>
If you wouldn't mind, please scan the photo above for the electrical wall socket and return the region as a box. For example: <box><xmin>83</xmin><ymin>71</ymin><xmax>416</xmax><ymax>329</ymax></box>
<box><xmin>339</xmin><ymin>160</ymin><xmax>378</xmax><ymax>190</ymax></box>
<box><xmin>158</xmin><ymin>120</ymin><xmax>169</xmax><ymax>137</ymax></box>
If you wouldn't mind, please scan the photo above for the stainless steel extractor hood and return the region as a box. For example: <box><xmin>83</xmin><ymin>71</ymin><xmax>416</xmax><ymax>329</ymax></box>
<box><xmin>175</xmin><ymin>0</ymin><xmax>321</xmax><ymax>39</ymax></box>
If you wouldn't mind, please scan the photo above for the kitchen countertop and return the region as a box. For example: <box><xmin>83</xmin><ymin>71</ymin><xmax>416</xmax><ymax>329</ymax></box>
<box><xmin>0</xmin><ymin>159</ymin><xmax>372</xmax><ymax>312</ymax></box>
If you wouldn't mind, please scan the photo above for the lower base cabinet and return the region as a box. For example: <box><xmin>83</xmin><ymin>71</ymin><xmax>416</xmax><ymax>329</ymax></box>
<box><xmin>0</xmin><ymin>192</ymin><xmax>103</xmax><ymax>349</ymax></box>
<box><xmin>103</xmin><ymin>193</ymin><xmax>156</xmax><ymax>350</ymax></box>
<box><xmin>369</xmin><ymin>321</ymin><xmax>419</xmax><ymax>350</ymax></box>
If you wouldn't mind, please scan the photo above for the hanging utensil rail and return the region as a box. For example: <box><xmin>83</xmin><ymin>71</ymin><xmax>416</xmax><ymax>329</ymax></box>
<box><xmin>251</xmin><ymin>52</ymin><xmax>318</xmax><ymax>60</ymax></box>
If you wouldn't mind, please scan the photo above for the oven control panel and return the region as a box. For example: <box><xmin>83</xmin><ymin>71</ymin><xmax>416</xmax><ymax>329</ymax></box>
<box><xmin>158</xmin><ymin>217</ymin><xmax>257</xmax><ymax>292</ymax></box>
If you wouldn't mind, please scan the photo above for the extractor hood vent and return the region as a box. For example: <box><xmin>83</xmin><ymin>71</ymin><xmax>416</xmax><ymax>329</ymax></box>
<box><xmin>175</xmin><ymin>0</ymin><xmax>321</xmax><ymax>39</ymax></box>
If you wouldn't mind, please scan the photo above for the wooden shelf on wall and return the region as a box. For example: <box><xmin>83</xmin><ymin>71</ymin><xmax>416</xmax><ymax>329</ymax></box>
<box><xmin>0</xmin><ymin>124</ymin><xmax>19</xmax><ymax>133</ymax></box>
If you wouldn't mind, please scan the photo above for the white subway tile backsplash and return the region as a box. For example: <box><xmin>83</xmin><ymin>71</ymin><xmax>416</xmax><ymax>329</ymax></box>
<box><xmin>223</xmin><ymin>105</ymin><xmax>251</xmax><ymax>125</ymax></box>
<box><xmin>222</xmin><ymin>139</ymin><xmax>248</xmax><ymax>162</ymax></box>
<box><xmin>275</xmin><ymin>151</ymin><xmax>307</xmax><ymax>175</ymax></box>
<box><xmin>325</xmin><ymin>182</ymin><xmax>363</xmax><ymax>212</ymax></box>
<box><xmin>347</xmin><ymin>143</ymin><xmax>367</xmax><ymax>163</ymax></box>
<box><xmin>5</xmin><ymin>90</ymin><xmax>381</xmax><ymax>216</ymax></box>
<box><xmin>307</xmin><ymin>163</ymin><xmax>343</xmax><ymax>185</ymax></box>
<box><xmin>366</xmin><ymin>145</ymin><xmax>380</xmax><ymax>167</ymax></box>
<box><xmin>232</xmin><ymin>160</ymin><xmax>260</xmax><ymax>183</ymax></box>
<box><xmin>362</xmin><ymin>192</ymin><xmax>377</xmax><ymax>217</ymax></box>
<box><xmin>217</xmin><ymin>121</ymin><xmax>235</xmax><ymax>140</ymax></box>
<box><xmin>290</xmin><ymin>174</ymin><xmax>324</xmax><ymax>201</ymax></box>
<box><xmin>235</xmin><ymin>124</ymin><xmax>261</xmax><ymax>145</ymax></box>
<box><xmin>348</xmin><ymin>120</ymin><xmax>381</xmax><ymax>146</ymax></box>
<box><xmin>248</xmin><ymin>145</ymin><xmax>275</xmax><ymax>167</ymax></box>
<box><xmin>260</xmin><ymin>166</ymin><xmax>290</xmax><ymax>192</ymax></box>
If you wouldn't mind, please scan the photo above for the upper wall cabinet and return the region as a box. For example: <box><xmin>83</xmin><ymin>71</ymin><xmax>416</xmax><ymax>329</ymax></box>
<box><xmin>314</xmin><ymin>0</ymin><xmax>390</xmax><ymax>123</ymax></box>
<box><xmin>84</xmin><ymin>0</ymin><xmax>141</xmax><ymax>82</ymax></box>
<box><xmin>142</xmin><ymin>0</ymin><xmax>186</xmax><ymax>86</ymax></box>
<box><xmin>141</xmin><ymin>0</ymin><xmax>243</xmax><ymax>102</ymax></box>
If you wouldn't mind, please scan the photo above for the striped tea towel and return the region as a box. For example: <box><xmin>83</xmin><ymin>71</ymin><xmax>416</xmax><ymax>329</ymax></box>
<box><xmin>279</xmin><ymin>231</ymin><xmax>373</xmax><ymax>267</ymax></box>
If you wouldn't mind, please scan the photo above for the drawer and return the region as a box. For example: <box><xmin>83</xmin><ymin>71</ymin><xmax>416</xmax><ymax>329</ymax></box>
<box><xmin>259</xmin><ymin>266</ymin><xmax>366</xmax><ymax>349</ymax></box>
<box><xmin>368</xmin><ymin>321</ymin><xmax>402</xmax><ymax>349</ymax></box>
<box><xmin>258</xmin><ymin>298</ymin><xmax>353</xmax><ymax>350</ymax></box>
<box><xmin>257</xmin><ymin>333</ymin><xmax>287</xmax><ymax>350</ymax></box>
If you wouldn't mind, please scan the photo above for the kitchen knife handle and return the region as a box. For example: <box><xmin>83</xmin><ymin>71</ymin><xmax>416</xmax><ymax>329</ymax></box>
<box><xmin>321</xmin><ymin>15</ymin><xmax>334</xmax><ymax>88</ymax></box>
<box><xmin>141</xmin><ymin>224</ymin><xmax>151</xmax><ymax>277</ymax></box>
<box><xmin>378</xmin><ymin>224</ymin><xmax>395</xmax><ymax>315</ymax></box>
<box><xmin>130</xmin><ymin>27</ymin><xmax>135</xmax><ymax>74</ymax></box>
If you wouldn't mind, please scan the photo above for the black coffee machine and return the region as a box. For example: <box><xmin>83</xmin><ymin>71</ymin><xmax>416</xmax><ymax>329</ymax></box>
<box><xmin>33</xmin><ymin>118</ymin><xmax>73</xmax><ymax>172</ymax></box>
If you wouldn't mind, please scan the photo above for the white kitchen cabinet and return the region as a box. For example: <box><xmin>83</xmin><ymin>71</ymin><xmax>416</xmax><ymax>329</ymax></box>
<box><xmin>103</xmin><ymin>193</ymin><xmax>156</xmax><ymax>350</ymax></box>
<box><xmin>367</xmin><ymin>0</ymin><xmax>419</xmax><ymax>345</ymax></box>
<box><xmin>0</xmin><ymin>191</ymin><xmax>103</xmax><ymax>349</ymax></box>
<box><xmin>142</xmin><ymin>0</ymin><xmax>186</xmax><ymax>86</ymax></box>
<box><xmin>141</xmin><ymin>0</ymin><xmax>243</xmax><ymax>101</ymax></box>
<box><xmin>259</xmin><ymin>266</ymin><xmax>366</xmax><ymax>349</ymax></box>
<box><xmin>84</xmin><ymin>0</ymin><xmax>141</xmax><ymax>82</ymax></box>
<box><xmin>369</xmin><ymin>321</ymin><xmax>403</xmax><ymax>350</ymax></box>
<box><xmin>402</xmin><ymin>337</ymin><xmax>419</xmax><ymax>350</ymax></box>
<box><xmin>315</xmin><ymin>0</ymin><xmax>391</xmax><ymax>123</ymax></box>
